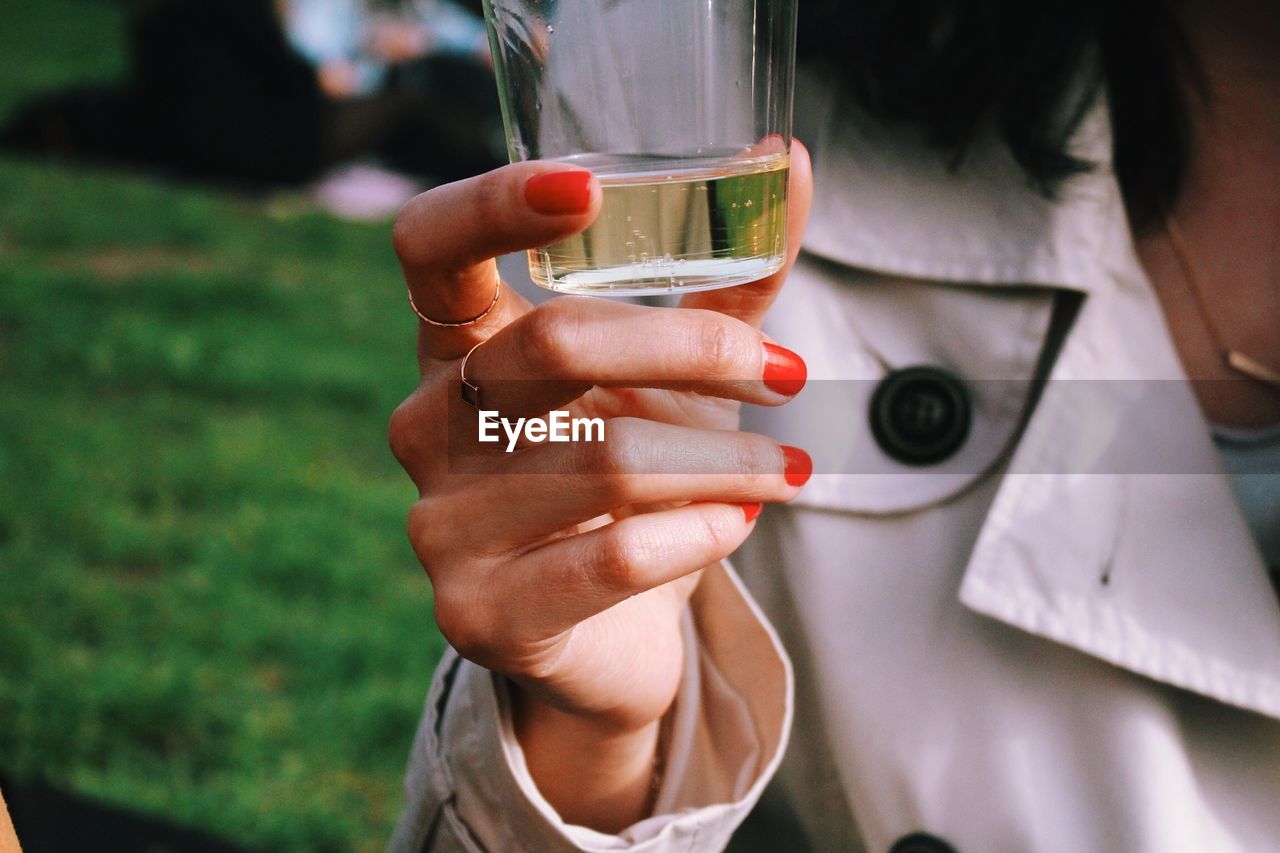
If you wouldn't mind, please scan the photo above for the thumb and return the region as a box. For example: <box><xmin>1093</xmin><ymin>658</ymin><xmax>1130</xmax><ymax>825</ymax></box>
<box><xmin>392</xmin><ymin>162</ymin><xmax>602</xmax><ymax>362</ymax></box>
<box><xmin>677</xmin><ymin>139</ymin><xmax>813</xmax><ymax>328</ymax></box>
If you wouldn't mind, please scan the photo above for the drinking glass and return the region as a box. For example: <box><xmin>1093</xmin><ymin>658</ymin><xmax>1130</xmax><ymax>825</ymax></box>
<box><xmin>482</xmin><ymin>0</ymin><xmax>798</xmax><ymax>295</ymax></box>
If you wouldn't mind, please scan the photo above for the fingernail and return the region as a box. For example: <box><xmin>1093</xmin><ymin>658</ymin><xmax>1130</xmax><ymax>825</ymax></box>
<box><xmin>739</xmin><ymin>502</ymin><xmax>763</xmax><ymax>523</ymax></box>
<box><xmin>781</xmin><ymin>445</ymin><xmax>812</xmax><ymax>487</ymax></box>
<box><xmin>525</xmin><ymin>171</ymin><xmax>593</xmax><ymax>215</ymax></box>
<box><xmin>763</xmin><ymin>343</ymin><xmax>807</xmax><ymax>396</ymax></box>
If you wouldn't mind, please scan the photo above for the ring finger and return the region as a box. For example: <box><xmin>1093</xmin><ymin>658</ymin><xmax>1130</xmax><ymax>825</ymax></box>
<box><xmin>431</xmin><ymin>418</ymin><xmax>811</xmax><ymax>550</ymax></box>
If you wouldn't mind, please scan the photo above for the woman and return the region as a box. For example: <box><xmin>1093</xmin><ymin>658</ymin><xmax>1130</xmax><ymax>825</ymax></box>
<box><xmin>386</xmin><ymin>0</ymin><xmax>1280</xmax><ymax>850</ymax></box>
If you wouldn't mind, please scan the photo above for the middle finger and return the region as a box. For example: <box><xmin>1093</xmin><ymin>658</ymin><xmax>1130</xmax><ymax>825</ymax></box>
<box><xmin>436</xmin><ymin>417</ymin><xmax>812</xmax><ymax>552</ymax></box>
<box><xmin>459</xmin><ymin>296</ymin><xmax>807</xmax><ymax>418</ymax></box>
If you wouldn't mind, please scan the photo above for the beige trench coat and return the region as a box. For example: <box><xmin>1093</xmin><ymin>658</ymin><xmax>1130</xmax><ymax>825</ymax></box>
<box><xmin>389</xmin><ymin>69</ymin><xmax>1280</xmax><ymax>853</ymax></box>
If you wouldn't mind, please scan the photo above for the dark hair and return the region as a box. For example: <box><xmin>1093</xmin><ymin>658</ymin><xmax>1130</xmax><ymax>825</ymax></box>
<box><xmin>798</xmin><ymin>0</ymin><xmax>1198</xmax><ymax>228</ymax></box>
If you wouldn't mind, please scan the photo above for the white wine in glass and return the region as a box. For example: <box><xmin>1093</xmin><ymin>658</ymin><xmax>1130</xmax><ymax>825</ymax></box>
<box><xmin>530</xmin><ymin>151</ymin><xmax>789</xmax><ymax>295</ymax></box>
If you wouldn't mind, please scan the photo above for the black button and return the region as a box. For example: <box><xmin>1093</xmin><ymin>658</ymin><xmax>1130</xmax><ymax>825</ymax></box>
<box><xmin>889</xmin><ymin>832</ymin><xmax>959</xmax><ymax>853</ymax></box>
<box><xmin>869</xmin><ymin>366</ymin><xmax>971</xmax><ymax>466</ymax></box>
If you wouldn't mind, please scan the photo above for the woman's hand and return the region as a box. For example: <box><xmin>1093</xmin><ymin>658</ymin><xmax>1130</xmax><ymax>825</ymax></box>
<box><xmin>389</xmin><ymin>147</ymin><xmax>812</xmax><ymax>831</ymax></box>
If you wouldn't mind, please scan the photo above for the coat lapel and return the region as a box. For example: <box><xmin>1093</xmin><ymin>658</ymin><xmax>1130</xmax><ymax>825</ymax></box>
<box><xmin>794</xmin><ymin>63</ymin><xmax>1280</xmax><ymax>720</ymax></box>
<box><xmin>796</xmin><ymin>64</ymin><xmax>1116</xmax><ymax>294</ymax></box>
<box><xmin>958</xmin><ymin>199</ymin><xmax>1280</xmax><ymax>721</ymax></box>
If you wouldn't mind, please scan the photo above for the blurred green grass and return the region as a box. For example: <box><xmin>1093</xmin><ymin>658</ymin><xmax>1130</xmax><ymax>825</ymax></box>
<box><xmin>0</xmin><ymin>1</ymin><xmax>442</xmax><ymax>849</ymax></box>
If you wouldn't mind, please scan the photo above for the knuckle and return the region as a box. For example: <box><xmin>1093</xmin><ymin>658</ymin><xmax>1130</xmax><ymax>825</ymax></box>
<box><xmin>405</xmin><ymin>499</ymin><xmax>432</xmax><ymax>541</ymax></box>
<box><xmin>432</xmin><ymin>588</ymin><xmax>488</xmax><ymax>659</ymax></box>
<box><xmin>731</xmin><ymin>434</ymin><xmax>776</xmax><ymax>477</ymax></box>
<box><xmin>569</xmin><ymin>429</ymin><xmax>639</xmax><ymax>501</ymax></box>
<box><xmin>394</xmin><ymin>170</ymin><xmax>509</xmax><ymax>270</ymax></box>
<box><xmin>406</xmin><ymin>498</ymin><xmax>449</xmax><ymax>573</ymax></box>
<box><xmin>593</xmin><ymin>526</ymin><xmax>647</xmax><ymax>593</ymax></box>
<box><xmin>469</xmin><ymin>171</ymin><xmax>508</xmax><ymax>237</ymax></box>
<box><xmin>688</xmin><ymin>314</ymin><xmax>753</xmax><ymax>378</ymax></box>
<box><xmin>594</xmin><ymin>467</ymin><xmax>637</xmax><ymax>505</ymax></box>
<box><xmin>592</xmin><ymin>419</ymin><xmax>651</xmax><ymax>478</ymax></box>
<box><xmin>726</xmin><ymin>436</ymin><xmax>786</xmax><ymax>498</ymax></box>
<box><xmin>521</xmin><ymin>302</ymin><xmax>581</xmax><ymax>375</ymax></box>
<box><xmin>391</xmin><ymin>192</ymin><xmax>434</xmax><ymax>267</ymax></box>
<box><xmin>388</xmin><ymin>389</ymin><xmax>443</xmax><ymax>475</ymax></box>
<box><xmin>388</xmin><ymin>397</ymin><xmax>421</xmax><ymax>466</ymax></box>
<box><xmin>574</xmin><ymin>441</ymin><xmax>624</xmax><ymax>496</ymax></box>
<box><xmin>537</xmin><ymin>293</ymin><xmax>588</xmax><ymax>324</ymax></box>
<box><xmin>696</xmin><ymin>507</ymin><xmax>739</xmax><ymax>553</ymax></box>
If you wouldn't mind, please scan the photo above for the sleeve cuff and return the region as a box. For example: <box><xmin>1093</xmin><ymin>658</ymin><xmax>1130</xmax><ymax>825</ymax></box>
<box><xmin>392</xmin><ymin>560</ymin><xmax>793</xmax><ymax>852</ymax></box>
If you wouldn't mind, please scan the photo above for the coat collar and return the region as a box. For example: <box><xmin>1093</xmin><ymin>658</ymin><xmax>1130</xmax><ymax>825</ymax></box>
<box><xmin>957</xmin><ymin>245</ymin><xmax>1280</xmax><ymax>719</ymax></box>
<box><xmin>793</xmin><ymin>65</ymin><xmax>1280</xmax><ymax>720</ymax></box>
<box><xmin>796</xmin><ymin>63</ymin><xmax>1120</xmax><ymax>295</ymax></box>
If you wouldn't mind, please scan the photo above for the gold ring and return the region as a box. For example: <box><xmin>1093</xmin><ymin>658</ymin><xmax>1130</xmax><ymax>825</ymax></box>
<box><xmin>459</xmin><ymin>340</ymin><xmax>485</xmax><ymax>409</ymax></box>
<box><xmin>408</xmin><ymin>279</ymin><xmax>502</xmax><ymax>328</ymax></box>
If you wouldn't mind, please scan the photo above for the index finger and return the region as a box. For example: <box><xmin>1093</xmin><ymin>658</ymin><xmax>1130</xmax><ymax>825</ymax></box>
<box><xmin>392</xmin><ymin>162</ymin><xmax>602</xmax><ymax>361</ymax></box>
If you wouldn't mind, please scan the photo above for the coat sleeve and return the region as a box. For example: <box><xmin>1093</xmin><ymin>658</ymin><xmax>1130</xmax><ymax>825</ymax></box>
<box><xmin>388</xmin><ymin>560</ymin><xmax>793</xmax><ymax>852</ymax></box>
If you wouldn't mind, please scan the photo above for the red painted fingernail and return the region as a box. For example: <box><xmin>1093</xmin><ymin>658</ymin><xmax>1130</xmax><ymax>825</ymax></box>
<box><xmin>739</xmin><ymin>502</ymin><xmax>763</xmax><ymax>523</ymax></box>
<box><xmin>763</xmin><ymin>343</ymin><xmax>807</xmax><ymax>396</ymax></box>
<box><xmin>524</xmin><ymin>171</ymin><xmax>593</xmax><ymax>215</ymax></box>
<box><xmin>781</xmin><ymin>445</ymin><xmax>812</xmax><ymax>487</ymax></box>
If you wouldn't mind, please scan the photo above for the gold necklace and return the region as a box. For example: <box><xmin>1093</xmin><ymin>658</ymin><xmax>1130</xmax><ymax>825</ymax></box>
<box><xmin>1164</xmin><ymin>213</ymin><xmax>1280</xmax><ymax>391</ymax></box>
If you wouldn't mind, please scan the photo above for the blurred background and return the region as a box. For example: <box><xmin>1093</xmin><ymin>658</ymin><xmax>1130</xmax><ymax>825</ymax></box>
<box><xmin>0</xmin><ymin>0</ymin><xmax>528</xmax><ymax>849</ymax></box>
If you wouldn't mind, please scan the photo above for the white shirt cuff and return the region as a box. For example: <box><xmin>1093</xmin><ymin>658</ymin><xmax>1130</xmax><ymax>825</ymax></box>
<box><xmin>390</xmin><ymin>559</ymin><xmax>793</xmax><ymax>852</ymax></box>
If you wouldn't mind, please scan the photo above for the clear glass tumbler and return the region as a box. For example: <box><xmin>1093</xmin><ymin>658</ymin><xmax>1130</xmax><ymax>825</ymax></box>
<box><xmin>482</xmin><ymin>0</ymin><xmax>798</xmax><ymax>295</ymax></box>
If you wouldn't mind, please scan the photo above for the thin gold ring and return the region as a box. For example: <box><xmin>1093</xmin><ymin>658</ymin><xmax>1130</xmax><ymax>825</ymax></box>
<box><xmin>459</xmin><ymin>340</ymin><xmax>485</xmax><ymax>409</ymax></box>
<box><xmin>408</xmin><ymin>278</ymin><xmax>502</xmax><ymax>328</ymax></box>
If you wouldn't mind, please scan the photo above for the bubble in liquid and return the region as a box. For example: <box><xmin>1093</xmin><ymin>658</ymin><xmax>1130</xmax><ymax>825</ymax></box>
<box><xmin>546</xmin><ymin>24</ymin><xmax>554</xmax><ymax>33</ymax></box>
